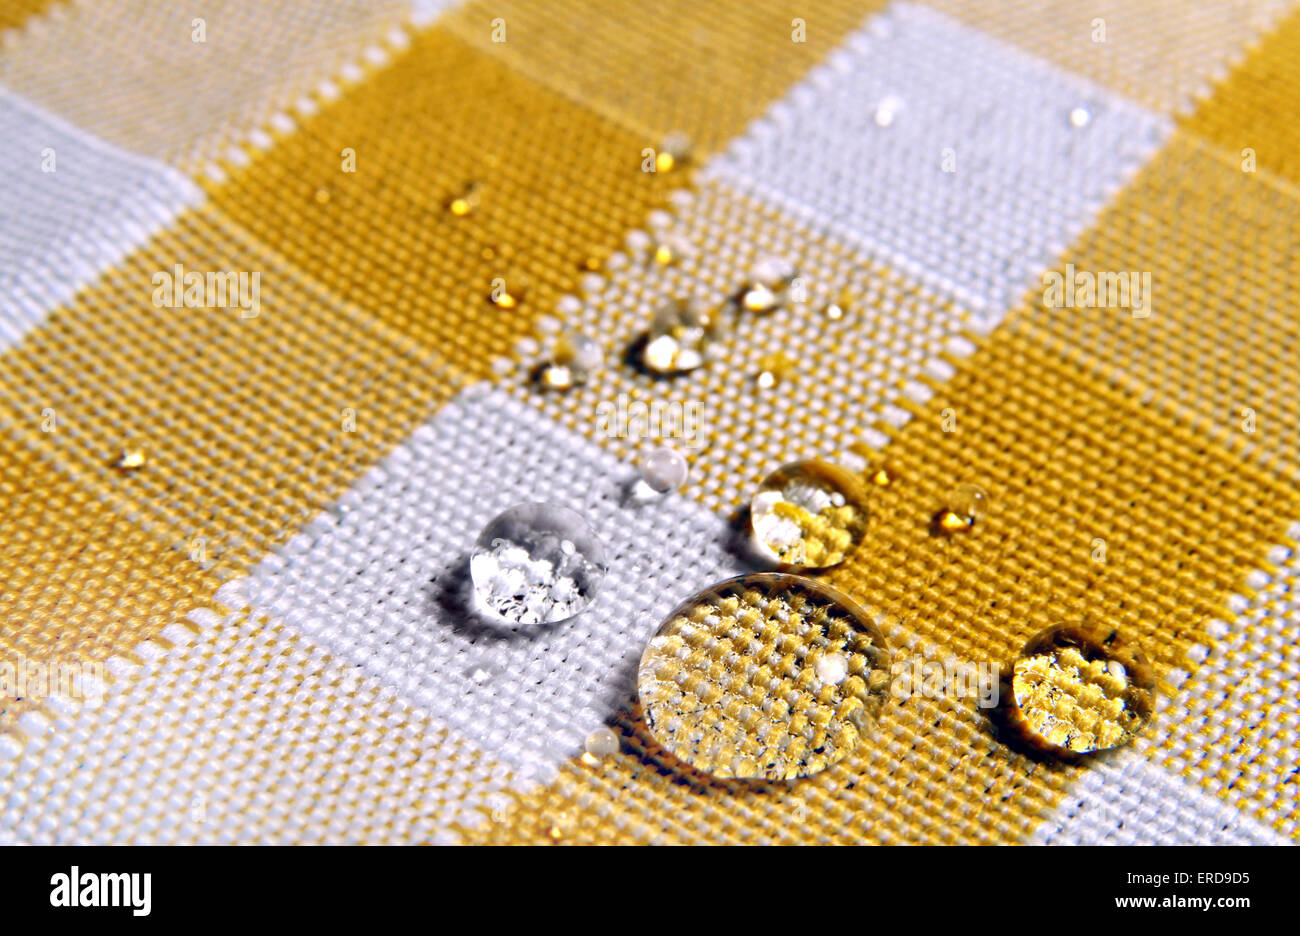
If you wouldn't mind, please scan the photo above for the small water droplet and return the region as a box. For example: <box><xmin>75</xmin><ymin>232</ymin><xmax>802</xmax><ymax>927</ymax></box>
<box><xmin>656</xmin><ymin>132</ymin><xmax>692</xmax><ymax>172</ymax></box>
<box><xmin>650</xmin><ymin>235</ymin><xmax>690</xmax><ymax>268</ymax></box>
<box><xmin>821</xmin><ymin>287</ymin><xmax>852</xmax><ymax>321</ymax></box>
<box><xmin>1069</xmin><ymin>106</ymin><xmax>1092</xmax><ymax>128</ymax></box>
<box><xmin>637</xmin><ymin>573</ymin><xmax>891</xmax><ymax>780</ymax></box>
<box><xmin>532</xmin><ymin>333</ymin><xmax>601</xmax><ymax>391</ymax></box>
<box><xmin>740</xmin><ymin>283</ymin><xmax>780</xmax><ymax>314</ymax></box>
<box><xmin>874</xmin><ymin>95</ymin><xmax>903</xmax><ymax>127</ymax></box>
<box><xmin>314</xmin><ymin>187</ymin><xmax>331</xmax><ymax>205</ymax></box>
<box><xmin>114</xmin><ymin>450</ymin><xmax>146</xmax><ymax>471</ymax></box>
<box><xmin>1008</xmin><ymin>624</ymin><xmax>1156</xmax><ymax>756</ymax></box>
<box><xmin>448</xmin><ymin>182</ymin><xmax>481</xmax><ymax>216</ymax></box>
<box><xmin>950</xmin><ymin>483</ymin><xmax>989</xmax><ymax>522</ymax></box>
<box><xmin>639</xmin><ymin>298</ymin><xmax>717</xmax><ymax>375</ymax></box>
<box><xmin>534</xmin><ymin>362</ymin><xmax>575</xmax><ymax>390</ymax></box>
<box><xmin>750</xmin><ymin>460</ymin><xmax>869</xmax><ymax>570</ymax></box>
<box><xmin>640</xmin><ymin>445</ymin><xmax>689</xmax><ymax>493</ymax></box>
<box><xmin>584</xmin><ymin>726</ymin><xmax>620</xmax><ymax>757</ymax></box>
<box><xmin>754</xmin><ymin>352</ymin><xmax>793</xmax><ymax>389</ymax></box>
<box><xmin>470</xmin><ymin>503</ymin><xmax>607</xmax><ymax>625</ymax></box>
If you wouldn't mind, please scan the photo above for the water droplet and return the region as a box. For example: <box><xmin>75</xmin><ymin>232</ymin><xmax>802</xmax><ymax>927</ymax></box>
<box><xmin>755</xmin><ymin>352</ymin><xmax>793</xmax><ymax>390</ymax></box>
<box><xmin>1069</xmin><ymin>106</ymin><xmax>1091</xmax><ymax>128</ymax></box>
<box><xmin>448</xmin><ymin>182</ymin><xmax>481</xmax><ymax>216</ymax></box>
<box><xmin>470</xmin><ymin>503</ymin><xmax>607</xmax><ymax>625</ymax></box>
<box><xmin>565</xmin><ymin>333</ymin><xmax>603</xmax><ymax>374</ymax></box>
<box><xmin>314</xmin><ymin>187</ymin><xmax>331</xmax><ymax>205</ymax></box>
<box><xmin>114</xmin><ymin>450</ymin><xmax>146</xmax><ymax>471</ymax></box>
<box><xmin>821</xmin><ymin>287</ymin><xmax>852</xmax><ymax>321</ymax></box>
<box><xmin>584</xmin><ymin>726</ymin><xmax>620</xmax><ymax>757</ymax></box>
<box><xmin>640</xmin><ymin>445</ymin><xmax>689</xmax><ymax>493</ymax></box>
<box><xmin>532</xmin><ymin>333</ymin><xmax>601</xmax><ymax>391</ymax></box>
<box><xmin>651</xmin><ymin>235</ymin><xmax>690</xmax><ymax>268</ymax></box>
<box><xmin>637</xmin><ymin>573</ymin><xmax>891</xmax><ymax>780</ymax></box>
<box><xmin>656</xmin><ymin>132</ymin><xmax>692</xmax><ymax>172</ymax></box>
<box><xmin>1008</xmin><ymin>624</ymin><xmax>1156</xmax><ymax>756</ymax></box>
<box><xmin>740</xmin><ymin>283</ymin><xmax>780</xmax><ymax>314</ymax></box>
<box><xmin>874</xmin><ymin>95</ymin><xmax>903</xmax><ymax>127</ymax></box>
<box><xmin>639</xmin><ymin>298</ymin><xmax>716</xmax><ymax>375</ymax></box>
<box><xmin>750</xmin><ymin>460</ymin><xmax>869</xmax><ymax>570</ymax></box>
<box><xmin>950</xmin><ymin>483</ymin><xmax>989</xmax><ymax>522</ymax></box>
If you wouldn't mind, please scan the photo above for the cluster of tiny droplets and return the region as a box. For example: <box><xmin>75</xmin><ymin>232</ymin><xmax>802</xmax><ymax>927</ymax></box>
<box><xmin>638</xmin><ymin>582</ymin><xmax>890</xmax><ymax>781</ymax></box>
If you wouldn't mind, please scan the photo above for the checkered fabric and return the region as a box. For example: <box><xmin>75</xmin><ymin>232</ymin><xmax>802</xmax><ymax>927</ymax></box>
<box><xmin>1</xmin><ymin>0</ymin><xmax>1298</xmax><ymax>845</ymax></box>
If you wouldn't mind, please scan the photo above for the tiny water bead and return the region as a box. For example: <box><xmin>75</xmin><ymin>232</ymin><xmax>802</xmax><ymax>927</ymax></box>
<box><xmin>637</xmin><ymin>573</ymin><xmax>891</xmax><ymax>780</ymax></box>
<box><xmin>750</xmin><ymin>460</ymin><xmax>870</xmax><ymax>570</ymax></box>
<box><xmin>1007</xmin><ymin>624</ymin><xmax>1156</xmax><ymax>756</ymax></box>
<box><xmin>640</xmin><ymin>298</ymin><xmax>717</xmax><ymax>375</ymax></box>
<box><xmin>655</xmin><ymin>132</ymin><xmax>692</xmax><ymax>172</ymax></box>
<box><xmin>754</xmin><ymin>352</ymin><xmax>793</xmax><ymax>389</ymax></box>
<box><xmin>951</xmin><ymin>482</ymin><xmax>988</xmax><ymax>520</ymax></box>
<box><xmin>533</xmin><ymin>333</ymin><xmax>602</xmax><ymax>391</ymax></box>
<box><xmin>447</xmin><ymin>182</ymin><xmax>481</xmax><ymax>216</ymax></box>
<box><xmin>874</xmin><ymin>94</ymin><xmax>903</xmax><ymax>127</ymax></box>
<box><xmin>114</xmin><ymin>450</ymin><xmax>146</xmax><ymax>471</ymax></box>
<box><xmin>740</xmin><ymin>282</ymin><xmax>780</xmax><ymax>314</ymax></box>
<box><xmin>470</xmin><ymin>503</ymin><xmax>608</xmax><ymax>626</ymax></box>
<box><xmin>1069</xmin><ymin>105</ymin><xmax>1092</xmax><ymax>128</ymax></box>
<box><xmin>931</xmin><ymin>483</ymin><xmax>989</xmax><ymax>535</ymax></box>
<box><xmin>639</xmin><ymin>445</ymin><xmax>689</xmax><ymax>494</ymax></box>
<box><xmin>584</xmin><ymin>726</ymin><xmax>620</xmax><ymax>758</ymax></box>
<box><xmin>821</xmin><ymin>291</ymin><xmax>849</xmax><ymax>321</ymax></box>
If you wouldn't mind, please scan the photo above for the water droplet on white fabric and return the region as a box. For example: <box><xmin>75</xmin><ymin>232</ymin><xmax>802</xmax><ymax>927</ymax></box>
<box><xmin>470</xmin><ymin>503</ymin><xmax>607</xmax><ymax>625</ymax></box>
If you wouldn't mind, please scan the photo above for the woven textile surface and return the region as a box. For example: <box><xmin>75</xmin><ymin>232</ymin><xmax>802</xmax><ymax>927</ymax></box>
<box><xmin>1</xmin><ymin>0</ymin><xmax>1298</xmax><ymax>845</ymax></box>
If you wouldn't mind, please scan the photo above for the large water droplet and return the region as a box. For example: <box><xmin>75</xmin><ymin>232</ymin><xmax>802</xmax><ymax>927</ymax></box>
<box><xmin>470</xmin><ymin>503</ymin><xmax>607</xmax><ymax>625</ymax></box>
<box><xmin>749</xmin><ymin>460</ymin><xmax>869</xmax><ymax>570</ymax></box>
<box><xmin>1008</xmin><ymin>624</ymin><xmax>1156</xmax><ymax>756</ymax></box>
<box><xmin>637</xmin><ymin>573</ymin><xmax>891</xmax><ymax>780</ymax></box>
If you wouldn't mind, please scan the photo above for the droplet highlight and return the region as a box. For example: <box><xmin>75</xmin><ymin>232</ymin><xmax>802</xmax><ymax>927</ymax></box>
<box><xmin>638</xmin><ymin>573</ymin><xmax>891</xmax><ymax>780</ymax></box>
<box><xmin>1008</xmin><ymin>624</ymin><xmax>1156</xmax><ymax>756</ymax></box>
<box><xmin>750</xmin><ymin>460</ymin><xmax>869</xmax><ymax>570</ymax></box>
<box><xmin>470</xmin><ymin>503</ymin><xmax>607</xmax><ymax>625</ymax></box>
